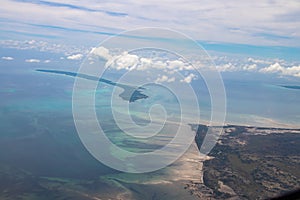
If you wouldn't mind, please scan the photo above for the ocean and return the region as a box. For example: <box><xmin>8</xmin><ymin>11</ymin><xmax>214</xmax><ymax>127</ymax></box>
<box><xmin>0</xmin><ymin>52</ymin><xmax>299</xmax><ymax>198</ymax></box>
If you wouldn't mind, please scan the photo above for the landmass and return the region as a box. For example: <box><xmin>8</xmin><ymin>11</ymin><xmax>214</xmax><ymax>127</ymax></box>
<box><xmin>36</xmin><ymin>69</ymin><xmax>148</xmax><ymax>102</ymax></box>
<box><xmin>279</xmin><ymin>85</ymin><xmax>300</xmax><ymax>90</ymax></box>
<box><xmin>1</xmin><ymin>123</ymin><xmax>300</xmax><ymax>199</ymax></box>
<box><xmin>195</xmin><ymin>124</ymin><xmax>300</xmax><ymax>199</ymax></box>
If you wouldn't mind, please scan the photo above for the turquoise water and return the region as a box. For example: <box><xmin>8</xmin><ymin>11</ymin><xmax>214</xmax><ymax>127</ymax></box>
<box><xmin>223</xmin><ymin>79</ymin><xmax>300</xmax><ymax>127</ymax></box>
<box><xmin>0</xmin><ymin>68</ymin><xmax>118</xmax><ymax>178</ymax></box>
<box><xmin>0</xmin><ymin>60</ymin><xmax>300</xmax><ymax>178</ymax></box>
<box><xmin>1</xmin><ymin>65</ymin><xmax>299</xmax><ymax>141</ymax></box>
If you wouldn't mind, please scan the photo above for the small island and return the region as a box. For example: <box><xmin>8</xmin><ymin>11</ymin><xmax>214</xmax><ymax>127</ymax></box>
<box><xmin>280</xmin><ymin>85</ymin><xmax>300</xmax><ymax>90</ymax></box>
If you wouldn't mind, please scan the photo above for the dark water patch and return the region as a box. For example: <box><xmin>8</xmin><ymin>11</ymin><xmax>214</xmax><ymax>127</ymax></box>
<box><xmin>0</xmin><ymin>133</ymin><xmax>116</xmax><ymax>179</ymax></box>
<box><xmin>0</xmin><ymin>112</ymin><xmax>118</xmax><ymax>179</ymax></box>
<box><xmin>280</xmin><ymin>85</ymin><xmax>300</xmax><ymax>90</ymax></box>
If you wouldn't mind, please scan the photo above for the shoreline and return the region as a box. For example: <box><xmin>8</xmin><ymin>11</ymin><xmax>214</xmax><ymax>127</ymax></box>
<box><xmin>104</xmin><ymin>123</ymin><xmax>300</xmax><ymax>199</ymax></box>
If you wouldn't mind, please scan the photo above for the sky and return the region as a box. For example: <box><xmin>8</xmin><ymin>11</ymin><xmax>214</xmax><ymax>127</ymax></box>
<box><xmin>1</xmin><ymin>0</ymin><xmax>300</xmax><ymax>79</ymax></box>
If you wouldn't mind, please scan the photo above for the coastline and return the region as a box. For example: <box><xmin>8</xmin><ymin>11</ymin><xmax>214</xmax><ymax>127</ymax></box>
<box><xmin>101</xmin><ymin>141</ymin><xmax>213</xmax><ymax>199</ymax></box>
<box><xmin>104</xmin><ymin>122</ymin><xmax>300</xmax><ymax>199</ymax></box>
<box><xmin>198</xmin><ymin>124</ymin><xmax>300</xmax><ymax>199</ymax></box>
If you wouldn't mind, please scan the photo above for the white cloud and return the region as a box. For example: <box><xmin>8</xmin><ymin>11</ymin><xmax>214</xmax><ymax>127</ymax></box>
<box><xmin>180</xmin><ymin>73</ymin><xmax>196</xmax><ymax>83</ymax></box>
<box><xmin>67</xmin><ymin>53</ymin><xmax>83</xmax><ymax>60</ymax></box>
<box><xmin>92</xmin><ymin>46</ymin><xmax>195</xmax><ymax>73</ymax></box>
<box><xmin>1</xmin><ymin>0</ymin><xmax>299</xmax><ymax>46</ymax></box>
<box><xmin>139</xmin><ymin>57</ymin><xmax>153</xmax><ymax>70</ymax></box>
<box><xmin>282</xmin><ymin>65</ymin><xmax>300</xmax><ymax>77</ymax></box>
<box><xmin>91</xmin><ymin>46</ymin><xmax>112</xmax><ymax>60</ymax></box>
<box><xmin>259</xmin><ymin>62</ymin><xmax>300</xmax><ymax>77</ymax></box>
<box><xmin>216</xmin><ymin>62</ymin><xmax>237</xmax><ymax>72</ymax></box>
<box><xmin>259</xmin><ymin>62</ymin><xmax>284</xmax><ymax>73</ymax></box>
<box><xmin>108</xmin><ymin>52</ymin><xmax>139</xmax><ymax>71</ymax></box>
<box><xmin>0</xmin><ymin>40</ymin><xmax>85</xmax><ymax>55</ymax></box>
<box><xmin>243</xmin><ymin>64</ymin><xmax>257</xmax><ymax>71</ymax></box>
<box><xmin>166</xmin><ymin>60</ymin><xmax>194</xmax><ymax>71</ymax></box>
<box><xmin>25</xmin><ymin>59</ymin><xmax>40</xmax><ymax>63</ymax></box>
<box><xmin>248</xmin><ymin>57</ymin><xmax>272</xmax><ymax>65</ymax></box>
<box><xmin>211</xmin><ymin>55</ymin><xmax>300</xmax><ymax>77</ymax></box>
<box><xmin>149</xmin><ymin>60</ymin><xmax>167</xmax><ymax>70</ymax></box>
<box><xmin>88</xmin><ymin>46</ymin><xmax>201</xmax><ymax>83</ymax></box>
<box><xmin>155</xmin><ymin>75</ymin><xmax>168</xmax><ymax>83</ymax></box>
<box><xmin>155</xmin><ymin>75</ymin><xmax>175</xmax><ymax>83</ymax></box>
<box><xmin>44</xmin><ymin>59</ymin><xmax>51</xmax><ymax>63</ymax></box>
<box><xmin>89</xmin><ymin>47</ymin><xmax>300</xmax><ymax>79</ymax></box>
<box><xmin>1</xmin><ymin>56</ymin><xmax>14</xmax><ymax>60</ymax></box>
<box><xmin>167</xmin><ymin>77</ymin><xmax>176</xmax><ymax>82</ymax></box>
<box><xmin>26</xmin><ymin>40</ymin><xmax>36</xmax><ymax>45</ymax></box>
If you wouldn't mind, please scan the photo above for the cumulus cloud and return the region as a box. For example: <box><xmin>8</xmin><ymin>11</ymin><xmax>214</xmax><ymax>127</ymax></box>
<box><xmin>282</xmin><ymin>65</ymin><xmax>300</xmax><ymax>77</ymax></box>
<box><xmin>44</xmin><ymin>60</ymin><xmax>51</xmax><ymax>63</ymax></box>
<box><xmin>27</xmin><ymin>40</ymin><xmax>36</xmax><ymax>45</ymax></box>
<box><xmin>166</xmin><ymin>60</ymin><xmax>193</xmax><ymax>71</ymax></box>
<box><xmin>1</xmin><ymin>56</ymin><xmax>14</xmax><ymax>60</ymax></box>
<box><xmin>146</xmin><ymin>60</ymin><xmax>167</xmax><ymax>70</ymax></box>
<box><xmin>167</xmin><ymin>76</ymin><xmax>176</xmax><ymax>82</ymax></box>
<box><xmin>243</xmin><ymin>64</ymin><xmax>257</xmax><ymax>71</ymax></box>
<box><xmin>25</xmin><ymin>59</ymin><xmax>40</xmax><ymax>63</ymax></box>
<box><xmin>259</xmin><ymin>62</ymin><xmax>300</xmax><ymax>77</ymax></box>
<box><xmin>212</xmin><ymin>55</ymin><xmax>300</xmax><ymax>78</ymax></box>
<box><xmin>259</xmin><ymin>62</ymin><xmax>284</xmax><ymax>73</ymax></box>
<box><xmin>88</xmin><ymin>46</ymin><xmax>201</xmax><ymax>83</ymax></box>
<box><xmin>107</xmin><ymin>52</ymin><xmax>139</xmax><ymax>71</ymax></box>
<box><xmin>67</xmin><ymin>53</ymin><xmax>83</xmax><ymax>60</ymax></box>
<box><xmin>139</xmin><ymin>57</ymin><xmax>153</xmax><ymax>70</ymax></box>
<box><xmin>180</xmin><ymin>73</ymin><xmax>196</xmax><ymax>83</ymax></box>
<box><xmin>88</xmin><ymin>47</ymin><xmax>300</xmax><ymax>80</ymax></box>
<box><xmin>107</xmin><ymin>52</ymin><xmax>159</xmax><ymax>71</ymax></box>
<box><xmin>0</xmin><ymin>40</ymin><xmax>85</xmax><ymax>55</ymax></box>
<box><xmin>155</xmin><ymin>75</ymin><xmax>175</xmax><ymax>83</ymax></box>
<box><xmin>91</xmin><ymin>46</ymin><xmax>112</xmax><ymax>60</ymax></box>
<box><xmin>248</xmin><ymin>57</ymin><xmax>272</xmax><ymax>65</ymax></box>
<box><xmin>91</xmin><ymin>46</ymin><xmax>194</xmax><ymax>73</ymax></box>
<box><xmin>216</xmin><ymin>62</ymin><xmax>237</xmax><ymax>72</ymax></box>
<box><xmin>87</xmin><ymin>46</ymin><xmax>300</xmax><ymax>81</ymax></box>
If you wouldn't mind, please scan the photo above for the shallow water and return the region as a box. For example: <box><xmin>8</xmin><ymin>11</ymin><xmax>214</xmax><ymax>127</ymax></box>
<box><xmin>0</xmin><ymin>58</ymin><xmax>300</xmax><ymax>198</ymax></box>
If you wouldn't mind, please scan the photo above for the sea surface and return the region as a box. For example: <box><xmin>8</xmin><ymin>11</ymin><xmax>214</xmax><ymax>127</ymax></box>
<box><xmin>0</xmin><ymin>52</ymin><xmax>300</xmax><ymax>198</ymax></box>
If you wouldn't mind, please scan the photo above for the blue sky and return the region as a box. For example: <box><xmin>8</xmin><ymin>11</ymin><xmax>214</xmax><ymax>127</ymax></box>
<box><xmin>1</xmin><ymin>0</ymin><xmax>300</xmax><ymax>78</ymax></box>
